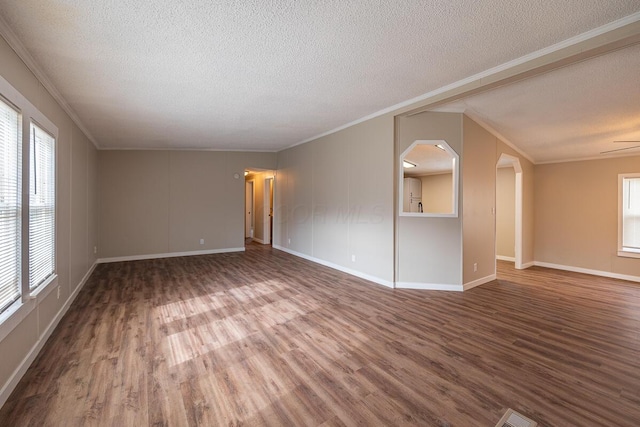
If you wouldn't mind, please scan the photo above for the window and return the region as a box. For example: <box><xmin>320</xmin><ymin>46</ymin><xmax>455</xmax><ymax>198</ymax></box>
<box><xmin>0</xmin><ymin>75</ymin><xmax>58</xmax><ymax>322</ymax></box>
<box><xmin>619</xmin><ymin>174</ymin><xmax>640</xmax><ymax>258</ymax></box>
<box><xmin>29</xmin><ymin>124</ymin><xmax>55</xmax><ymax>290</ymax></box>
<box><xmin>0</xmin><ymin>98</ymin><xmax>21</xmax><ymax>314</ymax></box>
<box><xmin>399</xmin><ymin>140</ymin><xmax>459</xmax><ymax>217</ymax></box>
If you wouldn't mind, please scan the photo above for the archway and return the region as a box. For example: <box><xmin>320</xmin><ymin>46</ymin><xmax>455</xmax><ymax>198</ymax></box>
<box><xmin>496</xmin><ymin>154</ymin><xmax>523</xmax><ymax>269</ymax></box>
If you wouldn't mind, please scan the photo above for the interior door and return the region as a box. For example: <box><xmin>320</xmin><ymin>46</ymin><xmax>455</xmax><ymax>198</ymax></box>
<box><xmin>245</xmin><ymin>180</ymin><xmax>254</xmax><ymax>238</ymax></box>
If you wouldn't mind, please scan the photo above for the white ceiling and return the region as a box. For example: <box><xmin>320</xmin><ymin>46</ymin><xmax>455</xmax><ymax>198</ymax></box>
<box><xmin>435</xmin><ymin>43</ymin><xmax>640</xmax><ymax>163</ymax></box>
<box><xmin>0</xmin><ymin>1</ymin><xmax>639</xmax><ymax>159</ymax></box>
<box><xmin>404</xmin><ymin>144</ymin><xmax>454</xmax><ymax>176</ymax></box>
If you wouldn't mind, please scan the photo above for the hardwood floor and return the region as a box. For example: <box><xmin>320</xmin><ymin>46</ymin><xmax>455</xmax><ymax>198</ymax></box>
<box><xmin>1</xmin><ymin>245</ymin><xmax>640</xmax><ymax>426</ymax></box>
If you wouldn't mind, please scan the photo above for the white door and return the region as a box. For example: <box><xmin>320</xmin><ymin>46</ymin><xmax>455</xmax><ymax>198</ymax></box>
<box><xmin>245</xmin><ymin>181</ymin><xmax>254</xmax><ymax>238</ymax></box>
<box><xmin>264</xmin><ymin>178</ymin><xmax>273</xmax><ymax>244</ymax></box>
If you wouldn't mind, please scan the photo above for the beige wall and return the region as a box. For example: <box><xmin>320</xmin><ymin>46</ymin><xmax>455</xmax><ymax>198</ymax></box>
<box><xmin>396</xmin><ymin>112</ymin><xmax>463</xmax><ymax>285</ymax></box>
<box><xmin>496</xmin><ymin>167</ymin><xmax>516</xmax><ymax>259</ymax></box>
<box><xmin>99</xmin><ymin>151</ymin><xmax>277</xmax><ymax>259</ymax></box>
<box><xmin>0</xmin><ymin>35</ymin><xmax>98</xmax><ymax>403</ymax></box>
<box><xmin>462</xmin><ymin>116</ymin><xmax>497</xmax><ymax>284</ymax></box>
<box><xmin>420</xmin><ymin>173</ymin><xmax>453</xmax><ymax>214</ymax></box>
<box><xmin>535</xmin><ymin>156</ymin><xmax>640</xmax><ymax>277</ymax></box>
<box><xmin>275</xmin><ymin>114</ymin><xmax>395</xmax><ymax>284</ymax></box>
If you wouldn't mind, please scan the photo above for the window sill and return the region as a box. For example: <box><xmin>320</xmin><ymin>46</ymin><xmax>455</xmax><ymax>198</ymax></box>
<box><xmin>618</xmin><ymin>249</ymin><xmax>640</xmax><ymax>259</ymax></box>
<box><xmin>30</xmin><ymin>274</ymin><xmax>58</xmax><ymax>300</ymax></box>
<box><xmin>0</xmin><ymin>274</ymin><xmax>57</xmax><ymax>342</ymax></box>
<box><xmin>0</xmin><ymin>298</ymin><xmax>36</xmax><ymax>342</ymax></box>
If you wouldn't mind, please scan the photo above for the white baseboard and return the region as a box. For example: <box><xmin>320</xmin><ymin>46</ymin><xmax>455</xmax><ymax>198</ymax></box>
<box><xmin>463</xmin><ymin>273</ymin><xmax>496</xmax><ymax>291</ymax></box>
<box><xmin>533</xmin><ymin>261</ymin><xmax>640</xmax><ymax>283</ymax></box>
<box><xmin>520</xmin><ymin>261</ymin><xmax>535</xmax><ymax>269</ymax></box>
<box><xmin>0</xmin><ymin>262</ymin><xmax>97</xmax><ymax>409</ymax></box>
<box><xmin>97</xmin><ymin>247</ymin><xmax>245</xmax><ymax>263</ymax></box>
<box><xmin>496</xmin><ymin>255</ymin><xmax>516</xmax><ymax>262</ymax></box>
<box><xmin>395</xmin><ymin>282</ymin><xmax>464</xmax><ymax>292</ymax></box>
<box><xmin>252</xmin><ymin>238</ymin><xmax>268</xmax><ymax>245</ymax></box>
<box><xmin>273</xmin><ymin>245</ymin><xmax>394</xmax><ymax>288</ymax></box>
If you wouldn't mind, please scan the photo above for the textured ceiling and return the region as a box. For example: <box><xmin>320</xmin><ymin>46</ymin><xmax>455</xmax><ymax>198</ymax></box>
<box><xmin>404</xmin><ymin>144</ymin><xmax>454</xmax><ymax>176</ymax></box>
<box><xmin>0</xmin><ymin>1</ymin><xmax>639</xmax><ymax>156</ymax></box>
<box><xmin>436</xmin><ymin>43</ymin><xmax>640</xmax><ymax>163</ymax></box>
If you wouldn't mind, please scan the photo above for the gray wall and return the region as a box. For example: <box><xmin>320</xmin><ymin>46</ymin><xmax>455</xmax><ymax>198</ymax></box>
<box><xmin>396</xmin><ymin>112</ymin><xmax>463</xmax><ymax>286</ymax></box>
<box><xmin>99</xmin><ymin>150</ymin><xmax>277</xmax><ymax>259</ymax></box>
<box><xmin>0</xmin><ymin>34</ymin><xmax>98</xmax><ymax>403</ymax></box>
<box><xmin>274</xmin><ymin>115</ymin><xmax>395</xmax><ymax>284</ymax></box>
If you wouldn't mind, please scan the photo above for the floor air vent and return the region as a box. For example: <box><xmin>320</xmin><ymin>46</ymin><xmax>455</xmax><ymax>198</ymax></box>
<box><xmin>495</xmin><ymin>408</ymin><xmax>538</xmax><ymax>427</ymax></box>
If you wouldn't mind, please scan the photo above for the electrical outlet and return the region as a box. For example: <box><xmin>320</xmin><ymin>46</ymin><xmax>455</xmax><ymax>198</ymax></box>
<box><xmin>57</xmin><ymin>286</ymin><xmax>60</xmax><ymax>299</ymax></box>
<box><xmin>199</xmin><ymin>238</ymin><xmax>205</xmax><ymax>245</ymax></box>
<box><xmin>93</xmin><ymin>246</ymin><xmax>97</xmax><ymax>254</ymax></box>
<box><xmin>473</xmin><ymin>263</ymin><xmax>478</xmax><ymax>272</ymax></box>
<box><xmin>351</xmin><ymin>255</ymin><xmax>356</xmax><ymax>262</ymax></box>
<box><xmin>288</xmin><ymin>238</ymin><xmax>291</xmax><ymax>245</ymax></box>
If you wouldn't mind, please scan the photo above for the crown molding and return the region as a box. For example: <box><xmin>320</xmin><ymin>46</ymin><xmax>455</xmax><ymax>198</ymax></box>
<box><xmin>283</xmin><ymin>11</ymin><xmax>640</xmax><ymax>152</ymax></box>
<box><xmin>0</xmin><ymin>15</ymin><xmax>100</xmax><ymax>148</ymax></box>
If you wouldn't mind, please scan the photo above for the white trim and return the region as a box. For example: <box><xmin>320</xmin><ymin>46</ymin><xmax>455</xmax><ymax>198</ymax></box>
<box><xmin>496</xmin><ymin>255</ymin><xmax>516</xmax><ymax>262</ymax></box>
<box><xmin>395</xmin><ymin>282</ymin><xmax>464</xmax><ymax>292</ymax></box>
<box><xmin>463</xmin><ymin>274</ymin><xmax>496</xmax><ymax>291</ymax></box>
<box><xmin>514</xmin><ymin>171</ymin><xmax>523</xmax><ymax>269</ymax></box>
<box><xmin>0</xmin><ymin>15</ymin><xmax>99</xmax><ymax>149</ymax></box>
<box><xmin>28</xmin><ymin>274</ymin><xmax>58</xmax><ymax>300</ymax></box>
<box><xmin>465</xmin><ymin>111</ymin><xmax>535</xmax><ymax>164</ymax></box>
<box><xmin>618</xmin><ymin>250</ymin><xmax>640</xmax><ymax>259</ymax></box>
<box><xmin>263</xmin><ymin>176</ymin><xmax>274</xmax><ymax>246</ymax></box>
<box><xmin>273</xmin><ymin>245</ymin><xmax>394</xmax><ymax>288</ymax></box>
<box><xmin>282</xmin><ymin>12</ymin><xmax>640</xmax><ymax>152</ymax></box>
<box><xmin>99</xmin><ymin>146</ymin><xmax>277</xmax><ymax>153</ymax></box>
<box><xmin>536</xmin><ymin>150</ymin><xmax>640</xmax><ymax>165</ymax></box>
<box><xmin>0</xmin><ymin>262</ymin><xmax>97</xmax><ymax>409</ymax></box>
<box><xmin>618</xmin><ymin>173</ymin><xmax>640</xmax><ymax>259</ymax></box>
<box><xmin>0</xmin><ymin>299</ymin><xmax>36</xmax><ymax>343</ymax></box>
<box><xmin>399</xmin><ymin>140</ymin><xmax>459</xmax><ymax>217</ymax></box>
<box><xmin>252</xmin><ymin>238</ymin><xmax>268</xmax><ymax>245</ymax></box>
<box><xmin>496</xmin><ymin>154</ymin><xmax>524</xmax><ymax>270</ymax></box>
<box><xmin>520</xmin><ymin>261</ymin><xmax>535</xmax><ymax>269</ymax></box>
<box><xmin>533</xmin><ymin>261</ymin><xmax>640</xmax><ymax>283</ymax></box>
<box><xmin>245</xmin><ymin>179</ymin><xmax>255</xmax><ymax>239</ymax></box>
<box><xmin>97</xmin><ymin>247</ymin><xmax>245</xmax><ymax>263</ymax></box>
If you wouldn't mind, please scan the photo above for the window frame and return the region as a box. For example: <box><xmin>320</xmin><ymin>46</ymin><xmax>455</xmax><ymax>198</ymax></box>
<box><xmin>0</xmin><ymin>94</ymin><xmax>22</xmax><ymax>316</ymax></box>
<box><xmin>0</xmin><ymin>73</ymin><xmax>58</xmax><ymax>342</ymax></box>
<box><xmin>618</xmin><ymin>173</ymin><xmax>640</xmax><ymax>259</ymax></box>
<box><xmin>28</xmin><ymin>122</ymin><xmax>56</xmax><ymax>292</ymax></box>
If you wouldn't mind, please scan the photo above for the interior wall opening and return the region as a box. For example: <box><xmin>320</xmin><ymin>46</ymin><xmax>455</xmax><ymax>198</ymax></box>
<box><xmin>496</xmin><ymin>154</ymin><xmax>523</xmax><ymax>271</ymax></box>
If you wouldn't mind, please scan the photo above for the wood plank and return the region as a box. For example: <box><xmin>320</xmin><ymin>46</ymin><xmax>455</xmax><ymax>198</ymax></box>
<box><xmin>1</xmin><ymin>248</ymin><xmax>640</xmax><ymax>426</ymax></box>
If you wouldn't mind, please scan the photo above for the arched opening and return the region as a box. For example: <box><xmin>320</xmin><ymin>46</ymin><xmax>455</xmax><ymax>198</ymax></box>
<box><xmin>496</xmin><ymin>153</ymin><xmax>523</xmax><ymax>269</ymax></box>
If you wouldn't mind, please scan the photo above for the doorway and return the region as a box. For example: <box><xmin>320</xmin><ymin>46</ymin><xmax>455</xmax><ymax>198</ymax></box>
<box><xmin>496</xmin><ymin>154</ymin><xmax>523</xmax><ymax>269</ymax></box>
<box><xmin>245</xmin><ymin>170</ymin><xmax>275</xmax><ymax>246</ymax></box>
<box><xmin>245</xmin><ymin>180</ymin><xmax>254</xmax><ymax>239</ymax></box>
<box><xmin>264</xmin><ymin>177</ymin><xmax>274</xmax><ymax>244</ymax></box>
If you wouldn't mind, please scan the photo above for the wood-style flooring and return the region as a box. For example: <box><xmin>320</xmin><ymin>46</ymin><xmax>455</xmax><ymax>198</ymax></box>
<box><xmin>1</xmin><ymin>244</ymin><xmax>640</xmax><ymax>426</ymax></box>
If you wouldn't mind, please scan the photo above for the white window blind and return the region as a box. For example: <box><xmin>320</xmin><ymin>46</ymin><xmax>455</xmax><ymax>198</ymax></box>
<box><xmin>0</xmin><ymin>98</ymin><xmax>21</xmax><ymax>314</ymax></box>
<box><xmin>622</xmin><ymin>176</ymin><xmax>640</xmax><ymax>251</ymax></box>
<box><xmin>29</xmin><ymin>123</ymin><xmax>55</xmax><ymax>290</ymax></box>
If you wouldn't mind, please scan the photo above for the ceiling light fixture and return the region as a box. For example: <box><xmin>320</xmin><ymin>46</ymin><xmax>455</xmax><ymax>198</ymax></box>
<box><xmin>403</xmin><ymin>160</ymin><xmax>417</xmax><ymax>168</ymax></box>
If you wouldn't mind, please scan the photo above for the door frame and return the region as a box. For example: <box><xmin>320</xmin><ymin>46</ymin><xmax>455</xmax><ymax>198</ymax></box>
<box><xmin>496</xmin><ymin>153</ymin><xmax>523</xmax><ymax>269</ymax></box>
<box><xmin>264</xmin><ymin>177</ymin><xmax>274</xmax><ymax>245</ymax></box>
<box><xmin>245</xmin><ymin>179</ymin><xmax>255</xmax><ymax>239</ymax></box>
